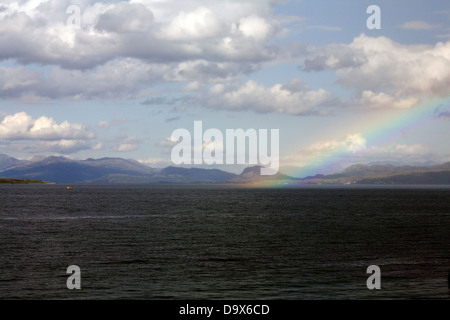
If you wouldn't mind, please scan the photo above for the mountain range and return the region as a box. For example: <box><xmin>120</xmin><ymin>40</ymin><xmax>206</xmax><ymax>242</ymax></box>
<box><xmin>0</xmin><ymin>155</ymin><xmax>157</xmax><ymax>183</ymax></box>
<box><xmin>0</xmin><ymin>154</ymin><xmax>449</xmax><ymax>185</ymax></box>
<box><xmin>297</xmin><ymin>162</ymin><xmax>450</xmax><ymax>185</ymax></box>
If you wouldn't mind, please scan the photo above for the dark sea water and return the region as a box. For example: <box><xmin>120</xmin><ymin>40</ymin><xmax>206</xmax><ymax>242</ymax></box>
<box><xmin>0</xmin><ymin>185</ymin><xmax>449</xmax><ymax>300</ymax></box>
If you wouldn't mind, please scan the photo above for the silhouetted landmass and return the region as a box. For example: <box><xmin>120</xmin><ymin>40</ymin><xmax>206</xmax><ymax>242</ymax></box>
<box><xmin>0</xmin><ymin>154</ymin><xmax>449</xmax><ymax>185</ymax></box>
<box><xmin>0</xmin><ymin>155</ymin><xmax>156</xmax><ymax>183</ymax></box>
<box><xmin>228</xmin><ymin>165</ymin><xmax>295</xmax><ymax>184</ymax></box>
<box><xmin>356</xmin><ymin>171</ymin><xmax>450</xmax><ymax>185</ymax></box>
<box><xmin>297</xmin><ymin>162</ymin><xmax>450</xmax><ymax>185</ymax></box>
<box><xmin>86</xmin><ymin>167</ymin><xmax>237</xmax><ymax>184</ymax></box>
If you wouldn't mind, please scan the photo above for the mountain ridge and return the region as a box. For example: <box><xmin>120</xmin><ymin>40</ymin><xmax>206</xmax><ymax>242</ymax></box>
<box><xmin>297</xmin><ymin>162</ymin><xmax>450</xmax><ymax>185</ymax></box>
<box><xmin>0</xmin><ymin>155</ymin><xmax>157</xmax><ymax>183</ymax></box>
<box><xmin>0</xmin><ymin>154</ymin><xmax>449</xmax><ymax>185</ymax></box>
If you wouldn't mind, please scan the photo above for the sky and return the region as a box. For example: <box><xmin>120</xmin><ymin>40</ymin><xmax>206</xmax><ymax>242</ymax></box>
<box><xmin>0</xmin><ymin>0</ymin><xmax>449</xmax><ymax>177</ymax></box>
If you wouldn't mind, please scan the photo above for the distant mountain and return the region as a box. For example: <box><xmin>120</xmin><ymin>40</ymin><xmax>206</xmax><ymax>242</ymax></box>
<box><xmin>0</xmin><ymin>154</ymin><xmax>23</xmax><ymax>171</ymax></box>
<box><xmin>0</xmin><ymin>154</ymin><xmax>448</xmax><ymax>185</ymax></box>
<box><xmin>342</xmin><ymin>163</ymin><xmax>398</xmax><ymax>176</ymax></box>
<box><xmin>85</xmin><ymin>166</ymin><xmax>293</xmax><ymax>185</ymax></box>
<box><xmin>341</xmin><ymin>163</ymin><xmax>450</xmax><ymax>176</ymax></box>
<box><xmin>0</xmin><ymin>155</ymin><xmax>239</xmax><ymax>184</ymax></box>
<box><xmin>148</xmin><ymin>166</ymin><xmax>237</xmax><ymax>184</ymax></box>
<box><xmin>81</xmin><ymin>157</ymin><xmax>157</xmax><ymax>175</ymax></box>
<box><xmin>279</xmin><ymin>165</ymin><xmax>328</xmax><ymax>178</ymax></box>
<box><xmin>432</xmin><ymin>162</ymin><xmax>450</xmax><ymax>171</ymax></box>
<box><xmin>30</xmin><ymin>155</ymin><xmax>47</xmax><ymax>162</ymax></box>
<box><xmin>357</xmin><ymin>171</ymin><xmax>450</xmax><ymax>185</ymax></box>
<box><xmin>0</xmin><ymin>156</ymin><xmax>157</xmax><ymax>183</ymax></box>
<box><xmin>299</xmin><ymin>162</ymin><xmax>450</xmax><ymax>185</ymax></box>
<box><xmin>229</xmin><ymin>165</ymin><xmax>295</xmax><ymax>183</ymax></box>
<box><xmin>0</xmin><ymin>154</ymin><xmax>294</xmax><ymax>184</ymax></box>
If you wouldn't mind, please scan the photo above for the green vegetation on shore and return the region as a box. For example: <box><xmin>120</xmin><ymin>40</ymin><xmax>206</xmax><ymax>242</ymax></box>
<box><xmin>0</xmin><ymin>178</ymin><xmax>48</xmax><ymax>184</ymax></box>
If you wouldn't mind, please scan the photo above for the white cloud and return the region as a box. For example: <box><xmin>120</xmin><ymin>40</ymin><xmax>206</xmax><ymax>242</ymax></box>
<box><xmin>157</xmin><ymin>136</ymin><xmax>178</xmax><ymax>154</ymax></box>
<box><xmin>355</xmin><ymin>90</ymin><xmax>418</xmax><ymax>109</ymax></box>
<box><xmin>1</xmin><ymin>2</ymin><xmax>448</xmax><ymax>118</ymax></box>
<box><xmin>303</xmin><ymin>34</ymin><xmax>450</xmax><ymax>109</ymax></box>
<box><xmin>0</xmin><ymin>58</ymin><xmax>169</xmax><ymax>100</ymax></box>
<box><xmin>239</xmin><ymin>15</ymin><xmax>274</xmax><ymax>41</ymax></box>
<box><xmin>95</xmin><ymin>2</ymin><xmax>154</xmax><ymax>33</ymax></box>
<box><xmin>112</xmin><ymin>136</ymin><xmax>141</xmax><ymax>152</ymax></box>
<box><xmin>138</xmin><ymin>157</ymin><xmax>171</xmax><ymax>168</ymax></box>
<box><xmin>306</xmin><ymin>133</ymin><xmax>367</xmax><ymax>153</ymax></box>
<box><xmin>1</xmin><ymin>139</ymin><xmax>94</xmax><ymax>154</ymax></box>
<box><xmin>97</xmin><ymin>121</ymin><xmax>110</xmax><ymax>129</ymax></box>
<box><xmin>203</xmin><ymin>78</ymin><xmax>338</xmax><ymax>115</ymax></box>
<box><xmin>399</xmin><ymin>20</ymin><xmax>440</xmax><ymax>30</ymax></box>
<box><xmin>0</xmin><ymin>111</ymin><xmax>97</xmax><ymax>154</ymax></box>
<box><xmin>164</xmin><ymin>6</ymin><xmax>225</xmax><ymax>40</ymax></box>
<box><xmin>0</xmin><ymin>66</ymin><xmax>40</xmax><ymax>92</ymax></box>
<box><xmin>0</xmin><ymin>0</ymin><xmax>282</xmax><ymax>69</ymax></box>
<box><xmin>92</xmin><ymin>142</ymin><xmax>103</xmax><ymax>150</ymax></box>
<box><xmin>0</xmin><ymin>112</ymin><xmax>95</xmax><ymax>140</ymax></box>
<box><xmin>0</xmin><ymin>0</ymin><xmax>286</xmax><ymax>102</ymax></box>
<box><xmin>163</xmin><ymin>59</ymin><xmax>254</xmax><ymax>88</ymax></box>
<box><xmin>367</xmin><ymin>144</ymin><xmax>429</xmax><ymax>156</ymax></box>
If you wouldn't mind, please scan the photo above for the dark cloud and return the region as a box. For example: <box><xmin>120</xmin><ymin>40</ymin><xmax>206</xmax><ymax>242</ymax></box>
<box><xmin>434</xmin><ymin>105</ymin><xmax>450</xmax><ymax>119</ymax></box>
<box><xmin>141</xmin><ymin>96</ymin><xmax>193</xmax><ymax>106</ymax></box>
<box><xmin>302</xmin><ymin>44</ymin><xmax>367</xmax><ymax>72</ymax></box>
<box><xmin>165</xmin><ymin>116</ymin><xmax>180</xmax><ymax>123</ymax></box>
<box><xmin>95</xmin><ymin>3</ymin><xmax>154</xmax><ymax>33</ymax></box>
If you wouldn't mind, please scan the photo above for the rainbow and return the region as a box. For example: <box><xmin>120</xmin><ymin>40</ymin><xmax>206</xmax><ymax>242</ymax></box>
<box><xmin>255</xmin><ymin>96</ymin><xmax>450</xmax><ymax>188</ymax></box>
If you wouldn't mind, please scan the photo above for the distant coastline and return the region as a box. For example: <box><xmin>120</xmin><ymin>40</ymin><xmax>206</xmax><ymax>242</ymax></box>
<box><xmin>0</xmin><ymin>178</ymin><xmax>49</xmax><ymax>184</ymax></box>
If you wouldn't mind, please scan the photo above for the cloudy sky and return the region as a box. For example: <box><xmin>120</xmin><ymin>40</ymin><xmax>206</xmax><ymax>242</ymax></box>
<box><xmin>0</xmin><ymin>0</ymin><xmax>449</xmax><ymax>176</ymax></box>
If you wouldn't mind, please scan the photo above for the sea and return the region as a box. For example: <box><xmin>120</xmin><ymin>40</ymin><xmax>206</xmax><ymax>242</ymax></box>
<box><xmin>0</xmin><ymin>184</ymin><xmax>449</xmax><ymax>300</ymax></box>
